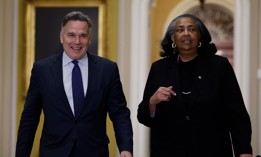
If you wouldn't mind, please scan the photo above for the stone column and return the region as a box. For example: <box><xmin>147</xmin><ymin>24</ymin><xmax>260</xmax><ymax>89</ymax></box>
<box><xmin>0</xmin><ymin>0</ymin><xmax>18</xmax><ymax>156</ymax></box>
<box><xmin>118</xmin><ymin>0</ymin><xmax>151</xmax><ymax>156</ymax></box>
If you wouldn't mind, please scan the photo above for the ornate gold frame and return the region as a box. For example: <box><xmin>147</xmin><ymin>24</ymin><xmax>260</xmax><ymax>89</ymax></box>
<box><xmin>25</xmin><ymin>1</ymin><xmax>105</xmax><ymax>92</ymax></box>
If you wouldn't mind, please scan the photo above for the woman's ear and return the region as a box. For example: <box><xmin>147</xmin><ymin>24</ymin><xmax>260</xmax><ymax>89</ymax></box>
<box><xmin>171</xmin><ymin>34</ymin><xmax>175</xmax><ymax>42</ymax></box>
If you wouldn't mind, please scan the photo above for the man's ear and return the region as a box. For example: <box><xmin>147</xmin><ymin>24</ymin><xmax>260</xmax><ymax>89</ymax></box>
<box><xmin>60</xmin><ymin>32</ymin><xmax>63</xmax><ymax>44</ymax></box>
<box><xmin>88</xmin><ymin>36</ymin><xmax>91</xmax><ymax>46</ymax></box>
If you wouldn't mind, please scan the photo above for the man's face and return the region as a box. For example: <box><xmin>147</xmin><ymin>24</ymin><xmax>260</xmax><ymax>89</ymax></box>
<box><xmin>60</xmin><ymin>20</ymin><xmax>91</xmax><ymax>60</ymax></box>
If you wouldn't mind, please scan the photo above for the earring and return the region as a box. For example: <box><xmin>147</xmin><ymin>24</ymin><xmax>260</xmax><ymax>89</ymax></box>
<box><xmin>198</xmin><ymin>42</ymin><xmax>202</xmax><ymax>47</ymax></box>
<box><xmin>172</xmin><ymin>43</ymin><xmax>176</xmax><ymax>48</ymax></box>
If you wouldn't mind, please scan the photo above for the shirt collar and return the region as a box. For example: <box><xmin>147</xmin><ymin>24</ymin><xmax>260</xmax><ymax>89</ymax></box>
<box><xmin>62</xmin><ymin>52</ymin><xmax>88</xmax><ymax>66</ymax></box>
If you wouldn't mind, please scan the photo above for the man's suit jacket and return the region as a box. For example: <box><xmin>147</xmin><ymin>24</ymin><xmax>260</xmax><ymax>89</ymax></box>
<box><xmin>16</xmin><ymin>52</ymin><xmax>133</xmax><ymax>157</ymax></box>
<box><xmin>138</xmin><ymin>54</ymin><xmax>252</xmax><ymax>157</ymax></box>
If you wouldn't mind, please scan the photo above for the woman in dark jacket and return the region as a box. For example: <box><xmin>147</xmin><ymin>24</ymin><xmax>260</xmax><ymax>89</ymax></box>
<box><xmin>137</xmin><ymin>14</ymin><xmax>252</xmax><ymax>157</ymax></box>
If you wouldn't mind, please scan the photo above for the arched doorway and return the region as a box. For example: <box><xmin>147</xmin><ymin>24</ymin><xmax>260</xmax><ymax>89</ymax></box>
<box><xmin>187</xmin><ymin>4</ymin><xmax>234</xmax><ymax>65</ymax></box>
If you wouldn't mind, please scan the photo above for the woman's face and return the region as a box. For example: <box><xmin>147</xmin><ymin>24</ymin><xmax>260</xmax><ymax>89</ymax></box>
<box><xmin>171</xmin><ymin>17</ymin><xmax>200</xmax><ymax>56</ymax></box>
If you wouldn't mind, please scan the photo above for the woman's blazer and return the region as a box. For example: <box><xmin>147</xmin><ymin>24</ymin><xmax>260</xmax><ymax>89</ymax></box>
<box><xmin>138</xmin><ymin>54</ymin><xmax>252</xmax><ymax>157</ymax></box>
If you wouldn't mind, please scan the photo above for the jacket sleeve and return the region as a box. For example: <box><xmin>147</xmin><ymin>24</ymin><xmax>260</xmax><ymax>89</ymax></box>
<box><xmin>107</xmin><ymin>63</ymin><xmax>133</xmax><ymax>154</ymax></box>
<box><xmin>137</xmin><ymin>64</ymin><xmax>157</xmax><ymax>127</ymax></box>
<box><xmin>222</xmin><ymin>58</ymin><xmax>252</xmax><ymax>155</ymax></box>
<box><xmin>16</xmin><ymin>63</ymin><xmax>42</xmax><ymax>157</ymax></box>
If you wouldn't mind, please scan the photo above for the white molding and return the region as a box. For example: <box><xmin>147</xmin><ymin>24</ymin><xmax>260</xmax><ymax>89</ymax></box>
<box><xmin>0</xmin><ymin>0</ymin><xmax>18</xmax><ymax>156</ymax></box>
<box><xmin>234</xmin><ymin>0</ymin><xmax>251</xmax><ymax>109</ymax></box>
<box><xmin>118</xmin><ymin>0</ymin><xmax>151</xmax><ymax>156</ymax></box>
<box><xmin>256</xmin><ymin>0</ymin><xmax>261</xmax><ymax>154</ymax></box>
<box><xmin>129</xmin><ymin>0</ymin><xmax>151</xmax><ymax>156</ymax></box>
<box><xmin>11</xmin><ymin>0</ymin><xmax>18</xmax><ymax>156</ymax></box>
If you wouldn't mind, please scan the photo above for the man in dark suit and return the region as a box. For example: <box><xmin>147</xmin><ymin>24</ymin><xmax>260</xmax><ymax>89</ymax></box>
<box><xmin>16</xmin><ymin>11</ymin><xmax>133</xmax><ymax>157</ymax></box>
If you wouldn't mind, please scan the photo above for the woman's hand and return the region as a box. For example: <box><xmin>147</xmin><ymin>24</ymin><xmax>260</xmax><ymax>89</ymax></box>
<box><xmin>149</xmin><ymin>86</ymin><xmax>176</xmax><ymax>115</ymax></box>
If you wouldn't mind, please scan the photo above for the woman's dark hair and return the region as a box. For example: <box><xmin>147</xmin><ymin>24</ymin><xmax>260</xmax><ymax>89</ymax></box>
<box><xmin>61</xmin><ymin>11</ymin><xmax>92</xmax><ymax>36</ymax></box>
<box><xmin>160</xmin><ymin>14</ymin><xmax>216</xmax><ymax>57</ymax></box>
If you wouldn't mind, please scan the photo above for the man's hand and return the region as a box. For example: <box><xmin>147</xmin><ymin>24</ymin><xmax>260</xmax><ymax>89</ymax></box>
<box><xmin>239</xmin><ymin>154</ymin><xmax>252</xmax><ymax>157</ymax></box>
<box><xmin>120</xmin><ymin>151</ymin><xmax>132</xmax><ymax>157</ymax></box>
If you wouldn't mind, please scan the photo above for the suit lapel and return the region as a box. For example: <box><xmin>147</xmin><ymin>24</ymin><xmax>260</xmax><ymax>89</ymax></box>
<box><xmin>51</xmin><ymin>53</ymin><xmax>75</xmax><ymax>118</ymax></box>
<box><xmin>85</xmin><ymin>53</ymin><xmax>97</xmax><ymax>98</ymax></box>
<box><xmin>77</xmin><ymin>53</ymin><xmax>98</xmax><ymax>116</ymax></box>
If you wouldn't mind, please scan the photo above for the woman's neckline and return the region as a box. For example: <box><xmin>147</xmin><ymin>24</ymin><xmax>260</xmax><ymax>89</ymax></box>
<box><xmin>178</xmin><ymin>55</ymin><xmax>198</xmax><ymax>64</ymax></box>
<box><xmin>178</xmin><ymin>53</ymin><xmax>198</xmax><ymax>62</ymax></box>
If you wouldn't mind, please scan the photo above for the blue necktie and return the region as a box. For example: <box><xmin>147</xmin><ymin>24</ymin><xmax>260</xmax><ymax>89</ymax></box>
<box><xmin>72</xmin><ymin>60</ymin><xmax>84</xmax><ymax>117</ymax></box>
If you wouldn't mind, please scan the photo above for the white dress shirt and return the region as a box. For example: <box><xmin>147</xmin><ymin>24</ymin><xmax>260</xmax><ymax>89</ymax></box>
<box><xmin>62</xmin><ymin>52</ymin><xmax>88</xmax><ymax>115</ymax></box>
